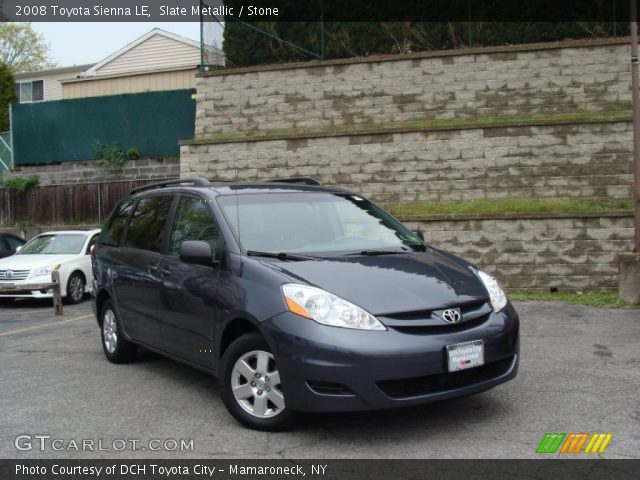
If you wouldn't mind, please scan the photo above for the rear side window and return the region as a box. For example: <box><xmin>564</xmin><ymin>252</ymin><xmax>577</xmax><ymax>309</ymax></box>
<box><xmin>102</xmin><ymin>200</ymin><xmax>134</xmax><ymax>246</ymax></box>
<box><xmin>124</xmin><ymin>196</ymin><xmax>173</xmax><ymax>253</ymax></box>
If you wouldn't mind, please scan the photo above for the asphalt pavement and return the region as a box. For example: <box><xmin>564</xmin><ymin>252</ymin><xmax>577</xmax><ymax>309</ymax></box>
<box><xmin>0</xmin><ymin>298</ymin><xmax>638</xmax><ymax>459</ymax></box>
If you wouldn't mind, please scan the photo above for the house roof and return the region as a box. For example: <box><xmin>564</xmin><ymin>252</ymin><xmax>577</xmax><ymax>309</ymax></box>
<box><xmin>14</xmin><ymin>64</ymin><xmax>95</xmax><ymax>80</ymax></box>
<box><xmin>83</xmin><ymin>28</ymin><xmax>215</xmax><ymax>77</ymax></box>
<box><xmin>59</xmin><ymin>65</ymin><xmax>199</xmax><ymax>84</ymax></box>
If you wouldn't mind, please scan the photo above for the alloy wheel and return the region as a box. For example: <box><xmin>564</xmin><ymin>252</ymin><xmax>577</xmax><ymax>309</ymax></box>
<box><xmin>231</xmin><ymin>350</ymin><xmax>285</xmax><ymax>418</ymax></box>
<box><xmin>102</xmin><ymin>309</ymin><xmax>118</xmax><ymax>354</ymax></box>
<box><xmin>69</xmin><ymin>275</ymin><xmax>84</xmax><ymax>302</ymax></box>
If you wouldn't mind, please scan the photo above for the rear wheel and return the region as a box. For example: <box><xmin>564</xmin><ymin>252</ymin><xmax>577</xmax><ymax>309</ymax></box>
<box><xmin>65</xmin><ymin>272</ymin><xmax>85</xmax><ymax>304</ymax></box>
<box><xmin>219</xmin><ymin>332</ymin><xmax>297</xmax><ymax>431</ymax></box>
<box><xmin>101</xmin><ymin>299</ymin><xmax>137</xmax><ymax>363</ymax></box>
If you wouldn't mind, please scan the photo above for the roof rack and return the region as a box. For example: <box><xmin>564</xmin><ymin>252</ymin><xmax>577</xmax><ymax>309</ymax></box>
<box><xmin>129</xmin><ymin>177</ymin><xmax>211</xmax><ymax>195</ymax></box>
<box><xmin>269</xmin><ymin>177</ymin><xmax>322</xmax><ymax>186</ymax></box>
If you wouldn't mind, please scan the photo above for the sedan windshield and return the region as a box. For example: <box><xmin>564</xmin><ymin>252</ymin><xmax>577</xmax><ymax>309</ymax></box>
<box><xmin>218</xmin><ymin>192</ymin><xmax>424</xmax><ymax>255</ymax></box>
<box><xmin>19</xmin><ymin>234</ymin><xmax>87</xmax><ymax>255</ymax></box>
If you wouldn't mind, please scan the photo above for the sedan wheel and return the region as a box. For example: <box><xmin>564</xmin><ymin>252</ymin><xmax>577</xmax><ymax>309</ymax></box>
<box><xmin>66</xmin><ymin>272</ymin><xmax>85</xmax><ymax>304</ymax></box>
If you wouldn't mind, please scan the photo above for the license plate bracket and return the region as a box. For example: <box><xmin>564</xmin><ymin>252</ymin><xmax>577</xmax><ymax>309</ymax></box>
<box><xmin>446</xmin><ymin>340</ymin><xmax>484</xmax><ymax>372</ymax></box>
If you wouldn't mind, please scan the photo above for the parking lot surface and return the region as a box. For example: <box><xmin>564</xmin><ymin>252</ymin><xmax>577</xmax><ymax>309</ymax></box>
<box><xmin>0</xmin><ymin>298</ymin><xmax>638</xmax><ymax>459</ymax></box>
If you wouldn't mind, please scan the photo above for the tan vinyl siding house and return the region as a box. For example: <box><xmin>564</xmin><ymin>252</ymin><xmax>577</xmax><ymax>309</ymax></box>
<box><xmin>95</xmin><ymin>33</ymin><xmax>200</xmax><ymax>75</ymax></box>
<box><xmin>61</xmin><ymin>28</ymin><xmax>221</xmax><ymax>99</ymax></box>
<box><xmin>62</xmin><ymin>68</ymin><xmax>198</xmax><ymax>98</ymax></box>
<box><xmin>14</xmin><ymin>64</ymin><xmax>94</xmax><ymax>102</ymax></box>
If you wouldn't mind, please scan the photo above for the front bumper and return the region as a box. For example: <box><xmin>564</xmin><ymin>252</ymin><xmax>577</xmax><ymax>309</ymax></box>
<box><xmin>0</xmin><ymin>277</ymin><xmax>57</xmax><ymax>298</ymax></box>
<box><xmin>261</xmin><ymin>303</ymin><xmax>519</xmax><ymax>412</ymax></box>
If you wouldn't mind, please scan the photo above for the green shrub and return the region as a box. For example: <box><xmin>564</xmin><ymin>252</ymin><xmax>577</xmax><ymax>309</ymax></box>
<box><xmin>95</xmin><ymin>143</ymin><xmax>125</xmax><ymax>170</ymax></box>
<box><xmin>2</xmin><ymin>176</ymin><xmax>38</xmax><ymax>194</ymax></box>
<box><xmin>126</xmin><ymin>147</ymin><xmax>141</xmax><ymax>160</ymax></box>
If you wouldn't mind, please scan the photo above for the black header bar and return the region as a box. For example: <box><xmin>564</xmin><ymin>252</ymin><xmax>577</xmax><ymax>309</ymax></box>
<box><xmin>2</xmin><ymin>0</ymin><xmax>640</xmax><ymax>22</ymax></box>
<box><xmin>1</xmin><ymin>459</ymin><xmax>639</xmax><ymax>480</ymax></box>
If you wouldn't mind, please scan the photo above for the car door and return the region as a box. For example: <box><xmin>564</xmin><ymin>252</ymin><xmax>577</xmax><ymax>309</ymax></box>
<box><xmin>80</xmin><ymin>232</ymin><xmax>100</xmax><ymax>292</ymax></box>
<box><xmin>112</xmin><ymin>195</ymin><xmax>175</xmax><ymax>347</ymax></box>
<box><xmin>156</xmin><ymin>194</ymin><xmax>221</xmax><ymax>366</ymax></box>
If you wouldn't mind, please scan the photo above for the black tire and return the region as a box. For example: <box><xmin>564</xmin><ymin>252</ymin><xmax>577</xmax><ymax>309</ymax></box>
<box><xmin>100</xmin><ymin>299</ymin><xmax>137</xmax><ymax>363</ymax></box>
<box><xmin>219</xmin><ymin>332</ymin><xmax>298</xmax><ymax>431</ymax></box>
<box><xmin>65</xmin><ymin>271</ymin><xmax>86</xmax><ymax>305</ymax></box>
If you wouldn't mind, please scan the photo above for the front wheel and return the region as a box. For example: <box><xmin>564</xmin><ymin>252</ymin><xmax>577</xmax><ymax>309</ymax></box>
<box><xmin>219</xmin><ymin>332</ymin><xmax>298</xmax><ymax>431</ymax></box>
<box><xmin>65</xmin><ymin>272</ymin><xmax>86</xmax><ymax>304</ymax></box>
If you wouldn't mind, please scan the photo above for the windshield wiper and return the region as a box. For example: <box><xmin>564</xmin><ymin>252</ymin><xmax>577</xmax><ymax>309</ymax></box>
<box><xmin>246</xmin><ymin>250</ymin><xmax>320</xmax><ymax>261</ymax></box>
<box><xmin>349</xmin><ymin>249</ymin><xmax>412</xmax><ymax>256</ymax></box>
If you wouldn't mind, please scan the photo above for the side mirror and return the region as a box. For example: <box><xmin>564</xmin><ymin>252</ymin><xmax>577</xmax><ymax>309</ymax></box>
<box><xmin>412</xmin><ymin>229</ymin><xmax>425</xmax><ymax>241</ymax></box>
<box><xmin>179</xmin><ymin>240</ymin><xmax>214</xmax><ymax>266</ymax></box>
<box><xmin>15</xmin><ymin>246</ymin><xmax>22</xmax><ymax>253</ymax></box>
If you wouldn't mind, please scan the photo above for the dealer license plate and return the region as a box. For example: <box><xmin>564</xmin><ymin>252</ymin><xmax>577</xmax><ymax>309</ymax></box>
<box><xmin>446</xmin><ymin>340</ymin><xmax>484</xmax><ymax>372</ymax></box>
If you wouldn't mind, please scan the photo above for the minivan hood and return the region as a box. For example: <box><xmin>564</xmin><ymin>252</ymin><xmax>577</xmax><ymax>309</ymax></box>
<box><xmin>262</xmin><ymin>250</ymin><xmax>488</xmax><ymax>315</ymax></box>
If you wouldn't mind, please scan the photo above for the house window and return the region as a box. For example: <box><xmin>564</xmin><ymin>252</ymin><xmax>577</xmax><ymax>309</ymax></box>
<box><xmin>15</xmin><ymin>80</ymin><xmax>44</xmax><ymax>103</ymax></box>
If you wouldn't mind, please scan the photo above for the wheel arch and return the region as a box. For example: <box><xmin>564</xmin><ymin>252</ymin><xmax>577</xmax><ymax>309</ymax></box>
<box><xmin>218</xmin><ymin>317</ymin><xmax>262</xmax><ymax>359</ymax></box>
<box><xmin>95</xmin><ymin>289</ymin><xmax>112</xmax><ymax>326</ymax></box>
<box><xmin>67</xmin><ymin>268</ymin><xmax>86</xmax><ymax>285</ymax></box>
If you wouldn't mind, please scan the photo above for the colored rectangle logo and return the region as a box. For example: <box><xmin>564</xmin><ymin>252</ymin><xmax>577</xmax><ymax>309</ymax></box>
<box><xmin>537</xmin><ymin>432</ymin><xmax>612</xmax><ymax>454</ymax></box>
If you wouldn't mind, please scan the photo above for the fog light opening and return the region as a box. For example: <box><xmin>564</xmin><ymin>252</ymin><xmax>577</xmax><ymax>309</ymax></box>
<box><xmin>307</xmin><ymin>381</ymin><xmax>355</xmax><ymax>397</ymax></box>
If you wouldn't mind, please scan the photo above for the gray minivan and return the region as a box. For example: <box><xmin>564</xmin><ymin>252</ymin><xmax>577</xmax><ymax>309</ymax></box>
<box><xmin>92</xmin><ymin>178</ymin><xmax>519</xmax><ymax>430</ymax></box>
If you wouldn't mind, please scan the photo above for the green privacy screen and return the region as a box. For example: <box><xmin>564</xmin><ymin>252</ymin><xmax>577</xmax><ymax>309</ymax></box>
<box><xmin>12</xmin><ymin>89</ymin><xmax>196</xmax><ymax>165</ymax></box>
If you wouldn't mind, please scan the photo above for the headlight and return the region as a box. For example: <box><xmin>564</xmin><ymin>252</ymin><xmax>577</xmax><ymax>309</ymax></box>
<box><xmin>282</xmin><ymin>283</ymin><xmax>386</xmax><ymax>331</ymax></box>
<box><xmin>478</xmin><ymin>270</ymin><xmax>508</xmax><ymax>312</ymax></box>
<box><xmin>30</xmin><ymin>265</ymin><xmax>57</xmax><ymax>278</ymax></box>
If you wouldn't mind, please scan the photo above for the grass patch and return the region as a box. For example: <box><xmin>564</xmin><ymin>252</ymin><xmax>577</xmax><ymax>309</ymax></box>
<box><xmin>385</xmin><ymin>197</ymin><xmax>633</xmax><ymax>217</ymax></box>
<box><xmin>388</xmin><ymin>109</ymin><xmax>630</xmax><ymax>131</ymax></box>
<box><xmin>509</xmin><ymin>290</ymin><xmax>639</xmax><ymax>308</ymax></box>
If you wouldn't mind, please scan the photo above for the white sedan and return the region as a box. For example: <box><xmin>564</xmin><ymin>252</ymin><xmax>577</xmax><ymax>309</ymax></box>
<box><xmin>0</xmin><ymin>229</ymin><xmax>101</xmax><ymax>304</ymax></box>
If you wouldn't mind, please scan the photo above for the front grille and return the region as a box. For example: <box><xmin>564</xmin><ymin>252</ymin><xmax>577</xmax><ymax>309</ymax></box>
<box><xmin>376</xmin><ymin>356</ymin><xmax>515</xmax><ymax>399</ymax></box>
<box><xmin>0</xmin><ymin>269</ymin><xmax>30</xmax><ymax>281</ymax></box>
<box><xmin>379</xmin><ymin>300</ymin><xmax>493</xmax><ymax>332</ymax></box>
<box><xmin>384</xmin><ymin>300</ymin><xmax>487</xmax><ymax>321</ymax></box>
<box><xmin>391</xmin><ymin>315</ymin><xmax>489</xmax><ymax>334</ymax></box>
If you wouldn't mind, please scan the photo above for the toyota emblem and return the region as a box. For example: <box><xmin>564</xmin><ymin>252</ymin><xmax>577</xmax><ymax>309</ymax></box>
<box><xmin>442</xmin><ymin>308</ymin><xmax>462</xmax><ymax>324</ymax></box>
<box><xmin>4</xmin><ymin>270</ymin><xmax>12</xmax><ymax>279</ymax></box>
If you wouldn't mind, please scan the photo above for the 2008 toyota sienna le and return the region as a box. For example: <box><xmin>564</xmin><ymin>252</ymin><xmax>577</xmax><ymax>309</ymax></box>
<box><xmin>92</xmin><ymin>177</ymin><xmax>519</xmax><ymax>430</ymax></box>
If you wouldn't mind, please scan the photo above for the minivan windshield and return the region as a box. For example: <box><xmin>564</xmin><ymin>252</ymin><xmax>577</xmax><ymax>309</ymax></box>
<box><xmin>218</xmin><ymin>192</ymin><xmax>424</xmax><ymax>255</ymax></box>
<box><xmin>19</xmin><ymin>234</ymin><xmax>86</xmax><ymax>255</ymax></box>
